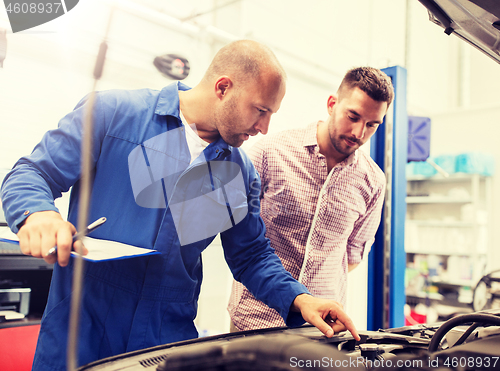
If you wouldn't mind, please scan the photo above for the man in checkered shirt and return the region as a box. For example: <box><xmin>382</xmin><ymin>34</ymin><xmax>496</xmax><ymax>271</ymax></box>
<box><xmin>228</xmin><ymin>67</ymin><xmax>394</xmax><ymax>331</ymax></box>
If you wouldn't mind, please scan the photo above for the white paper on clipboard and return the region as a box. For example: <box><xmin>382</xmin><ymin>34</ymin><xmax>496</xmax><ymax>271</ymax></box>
<box><xmin>0</xmin><ymin>227</ymin><xmax>19</xmax><ymax>243</ymax></box>
<box><xmin>73</xmin><ymin>237</ymin><xmax>160</xmax><ymax>262</ymax></box>
<box><xmin>0</xmin><ymin>229</ymin><xmax>159</xmax><ymax>262</ymax></box>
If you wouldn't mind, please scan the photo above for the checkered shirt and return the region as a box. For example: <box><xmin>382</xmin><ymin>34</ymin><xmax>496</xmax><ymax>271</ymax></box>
<box><xmin>228</xmin><ymin>121</ymin><xmax>386</xmax><ymax>330</ymax></box>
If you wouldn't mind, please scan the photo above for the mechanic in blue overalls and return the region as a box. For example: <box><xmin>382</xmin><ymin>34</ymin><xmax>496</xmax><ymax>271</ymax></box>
<box><xmin>1</xmin><ymin>40</ymin><xmax>360</xmax><ymax>371</ymax></box>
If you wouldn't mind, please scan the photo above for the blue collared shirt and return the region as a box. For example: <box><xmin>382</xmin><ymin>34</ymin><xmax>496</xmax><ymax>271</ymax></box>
<box><xmin>1</xmin><ymin>82</ymin><xmax>308</xmax><ymax>370</ymax></box>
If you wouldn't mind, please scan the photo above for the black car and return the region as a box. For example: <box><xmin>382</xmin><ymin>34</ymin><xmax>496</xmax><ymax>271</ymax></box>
<box><xmin>77</xmin><ymin>309</ymin><xmax>500</xmax><ymax>371</ymax></box>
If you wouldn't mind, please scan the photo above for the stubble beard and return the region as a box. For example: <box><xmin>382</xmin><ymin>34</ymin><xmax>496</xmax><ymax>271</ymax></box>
<box><xmin>214</xmin><ymin>96</ymin><xmax>244</xmax><ymax>147</ymax></box>
<box><xmin>328</xmin><ymin>122</ymin><xmax>359</xmax><ymax>158</ymax></box>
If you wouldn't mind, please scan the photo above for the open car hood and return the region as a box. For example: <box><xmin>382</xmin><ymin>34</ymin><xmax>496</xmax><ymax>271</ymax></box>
<box><xmin>418</xmin><ymin>0</ymin><xmax>500</xmax><ymax>64</ymax></box>
<box><xmin>78</xmin><ymin>309</ymin><xmax>500</xmax><ymax>371</ymax></box>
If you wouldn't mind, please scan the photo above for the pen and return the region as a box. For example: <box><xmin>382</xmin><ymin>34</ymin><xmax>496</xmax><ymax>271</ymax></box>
<box><xmin>47</xmin><ymin>217</ymin><xmax>107</xmax><ymax>256</ymax></box>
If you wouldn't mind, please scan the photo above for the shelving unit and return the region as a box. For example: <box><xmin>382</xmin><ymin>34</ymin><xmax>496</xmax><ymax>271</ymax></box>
<box><xmin>405</xmin><ymin>173</ymin><xmax>493</xmax><ymax>318</ymax></box>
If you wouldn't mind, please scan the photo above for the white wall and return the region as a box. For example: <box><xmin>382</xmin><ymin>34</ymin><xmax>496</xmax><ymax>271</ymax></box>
<box><xmin>1</xmin><ymin>0</ymin><xmax>499</xmax><ymax>336</ymax></box>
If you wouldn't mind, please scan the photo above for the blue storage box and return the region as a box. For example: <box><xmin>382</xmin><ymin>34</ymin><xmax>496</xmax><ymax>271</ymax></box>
<box><xmin>408</xmin><ymin>116</ymin><xmax>431</xmax><ymax>162</ymax></box>
<box><xmin>456</xmin><ymin>152</ymin><xmax>495</xmax><ymax>176</ymax></box>
<box><xmin>434</xmin><ymin>154</ymin><xmax>457</xmax><ymax>174</ymax></box>
<box><xmin>406</xmin><ymin>160</ymin><xmax>437</xmax><ymax>177</ymax></box>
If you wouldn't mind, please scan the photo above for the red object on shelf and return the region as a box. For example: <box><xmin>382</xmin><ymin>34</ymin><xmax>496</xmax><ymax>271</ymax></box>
<box><xmin>0</xmin><ymin>322</ymin><xmax>40</xmax><ymax>371</ymax></box>
<box><xmin>405</xmin><ymin>310</ymin><xmax>427</xmax><ymax>326</ymax></box>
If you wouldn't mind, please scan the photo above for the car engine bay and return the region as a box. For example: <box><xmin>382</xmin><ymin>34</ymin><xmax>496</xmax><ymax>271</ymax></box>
<box><xmin>78</xmin><ymin>309</ymin><xmax>500</xmax><ymax>371</ymax></box>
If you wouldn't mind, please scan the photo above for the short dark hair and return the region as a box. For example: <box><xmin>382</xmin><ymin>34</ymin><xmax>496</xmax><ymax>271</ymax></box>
<box><xmin>338</xmin><ymin>67</ymin><xmax>394</xmax><ymax>106</ymax></box>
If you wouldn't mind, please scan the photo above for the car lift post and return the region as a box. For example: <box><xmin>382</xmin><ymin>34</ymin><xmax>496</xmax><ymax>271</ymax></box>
<box><xmin>368</xmin><ymin>65</ymin><xmax>407</xmax><ymax>330</ymax></box>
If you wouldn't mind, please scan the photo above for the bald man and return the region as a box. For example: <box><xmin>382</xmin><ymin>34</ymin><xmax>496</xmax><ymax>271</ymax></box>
<box><xmin>1</xmin><ymin>40</ymin><xmax>359</xmax><ymax>371</ymax></box>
